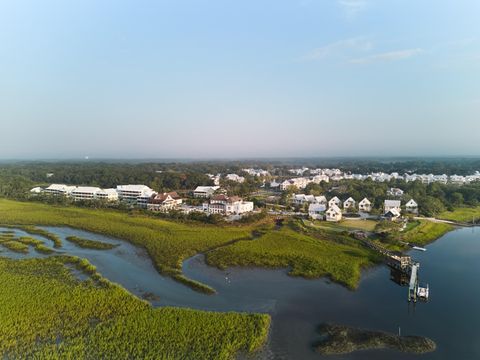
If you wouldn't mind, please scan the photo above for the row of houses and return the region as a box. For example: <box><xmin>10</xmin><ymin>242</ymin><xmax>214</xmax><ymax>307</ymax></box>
<box><xmin>299</xmin><ymin>194</ymin><xmax>419</xmax><ymax>222</ymax></box>
<box><xmin>275</xmin><ymin>170</ymin><xmax>480</xmax><ymax>190</ymax></box>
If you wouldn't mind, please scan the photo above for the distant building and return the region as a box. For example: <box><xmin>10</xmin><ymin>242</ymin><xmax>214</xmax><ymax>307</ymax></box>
<box><xmin>384</xmin><ymin>208</ymin><xmax>401</xmax><ymax>220</ymax></box>
<box><xmin>147</xmin><ymin>192</ymin><xmax>182</xmax><ymax>211</ymax></box>
<box><xmin>328</xmin><ymin>196</ymin><xmax>341</xmax><ymax>208</ymax></box>
<box><xmin>387</xmin><ymin>188</ymin><xmax>404</xmax><ymax>197</ymax></box>
<box><xmin>308</xmin><ymin>203</ymin><xmax>326</xmax><ymax>219</ymax></box>
<box><xmin>225</xmin><ymin>174</ymin><xmax>245</xmax><ymax>183</ymax></box>
<box><xmin>384</xmin><ymin>200</ymin><xmax>401</xmax><ymax>215</ymax></box>
<box><xmin>405</xmin><ymin>199</ymin><xmax>418</xmax><ymax>214</ymax></box>
<box><xmin>116</xmin><ymin>185</ymin><xmax>156</xmax><ymax>207</ymax></box>
<box><xmin>203</xmin><ymin>195</ymin><xmax>254</xmax><ymax>215</ymax></box>
<box><xmin>70</xmin><ymin>187</ymin><xmax>118</xmax><ymax>201</ymax></box>
<box><xmin>43</xmin><ymin>184</ymin><xmax>76</xmax><ymax>196</ymax></box>
<box><xmin>343</xmin><ymin>197</ymin><xmax>356</xmax><ymax>211</ymax></box>
<box><xmin>193</xmin><ymin>186</ymin><xmax>220</xmax><ymax>198</ymax></box>
<box><xmin>358</xmin><ymin>198</ymin><xmax>372</xmax><ymax>212</ymax></box>
<box><xmin>30</xmin><ymin>187</ymin><xmax>43</xmax><ymax>194</ymax></box>
<box><xmin>325</xmin><ymin>205</ymin><xmax>342</xmax><ymax>222</ymax></box>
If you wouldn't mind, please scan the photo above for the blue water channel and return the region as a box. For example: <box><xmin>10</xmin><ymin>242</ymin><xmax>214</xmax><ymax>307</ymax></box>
<box><xmin>1</xmin><ymin>225</ymin><xmax>479</xmax><ymax>359</ymax></box>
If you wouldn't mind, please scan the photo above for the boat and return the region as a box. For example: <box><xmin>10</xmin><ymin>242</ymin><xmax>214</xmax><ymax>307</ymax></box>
<box><xmin>412</xmin><ymin>246</ymin><xmax>427</xmax><ymax>252</ymax></box>
<box><xmin>417</xmin><ymin>284</ymin><xmax>429</xmax><ymax>300</ymax></box>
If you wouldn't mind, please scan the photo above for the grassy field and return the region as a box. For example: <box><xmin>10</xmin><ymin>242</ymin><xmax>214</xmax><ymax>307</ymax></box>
<box><xmin>438</xmin><ymin>207</ymin><xmax>480</xmax><ymax>223</ymax></box>
<box><xmin>206</xmin><ymin>225</ymin><xmax>378</xmax><ymax>289</ymax></box>
<box><xmin>0</xmin><ymin>256</ymin><xmax>270</xmax><ymax>359</ymax></box>
<box><xmin>398</xmin><ymin>220</ymin><xmax>453</xmax><ymax>246</ymax></box>
<box><xmin>311</xmin><ymin>219</ymin><xmax>378</xmax><ymax>232</ymax></box>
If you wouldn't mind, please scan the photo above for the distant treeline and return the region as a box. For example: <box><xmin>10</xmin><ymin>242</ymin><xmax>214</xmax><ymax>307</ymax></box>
<box><xmin>1</xmin><ymin>160</ymin><xmax>480</xmax><ymax>217</ymax></box>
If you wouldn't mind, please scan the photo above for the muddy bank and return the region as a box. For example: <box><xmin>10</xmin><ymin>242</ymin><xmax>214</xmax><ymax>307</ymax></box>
<box><xmin>315</xmin><ymin>324</ymin><xmax>436</xmax><ymax>355</ymax></box>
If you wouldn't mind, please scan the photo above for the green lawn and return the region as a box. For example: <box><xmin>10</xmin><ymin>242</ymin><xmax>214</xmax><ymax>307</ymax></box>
<box><xmin>398</xmin><ymin>220</ymin><xmax>453</xmax><ymax>246</ymax></box>
<box><xmin>438</xmin><ymin>207</ymin><xmax>480</xmax><ymax>223</ymax></box>
<box><xmin>206</xmin><ymin>226</ymin><xmax>378</xmax><ymax>289</ymax></box>
<box><xmin>308</xmin><ymin>219</ymin><xmax>378</xmax><ymax>233</ymax></box>
<box><xmin>0</xmin><ymin>256</ymin><xmax>270</xmax><ymax>359</ymax></box>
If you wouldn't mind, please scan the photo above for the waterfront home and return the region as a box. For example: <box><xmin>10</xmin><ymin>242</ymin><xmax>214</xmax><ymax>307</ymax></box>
<box><xmin>325</xmin><ymin>205</ymin><xmax>342</xmax><ymax>222</ymax></box>
<box><xmin>308</xmin><ymin>203</ymin><xmax>326</xmax><ymax>219</ymax></box>
<box><xmin>328</xmin><ymin>196</ymin><xmax>341</xmax><ymax>208</ymax></box>
<box><xmin>193</xmin><ymin>186</ymin><xmax>220</xmax><ymax>198</ymax></box>
<box><xmin>343</xmin><ymin>197</ymin><xmax>356</xmax><ymax>211</ymax></box>
<box><xmin>147</xmin><ymin>192</ymin><xmax>182</xmax><ymax>211</ymax></box>
<box><xmin>384</xmin><ymin>208</ymin><xmax>401</xmax><ymax>220</ymax></box>
<box><xmin>358</xmin><ymin>198</ymin><xmax>372</xmax><ymax>212</ymax></box>
<box><xmin>384</xmin><ymin>200</ymin><xmax>401</xmax><ymax>214</ymax></box>
<box><xmin>202</xmin><ymin>195</ymin><xmax>254</xmax><ymax>215</ymax></box>
<box><xmin>405</xmin><ymin>199</ymin><xmax>419</xmax><ymax>214</ymax></box>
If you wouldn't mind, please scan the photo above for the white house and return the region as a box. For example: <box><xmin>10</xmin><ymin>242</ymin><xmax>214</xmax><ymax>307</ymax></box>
<box><xmin>147</xmin><ymin>192</ymin><xmax>183</xmax><ymax>211</ymax></box>
<box><xmin>405</xmin><ymin>199</ymin><xmax>418</xmax><ymax>214</ymax></box>
<box><xmin>292</xmin><ymin>194</ymin><xmax>316</xmax><ymax>205</ymax></box>
<box><xmin>328</xmin><ymin>196</ymin><xmax>341</xmax><ymax>208</ymax></box>
<box><xmin>225</xmin><ymin>174</ymin><xmax>245</xmax><ymax>183</ymax></box>
<box><xmin>280</xmin><ymin>177</ymin><xmax>310</xmax><ymax>191</ymax></box>
<box><xmin>311</xmin><ymin>174</ymin><xmax>330</xmax><ymax>184</ymax></box>
<box><xmin>384</xmin><ymin>200</ymin><xmax>401</xmax><ymax>214</ymax></box>
<box><xmin>203</xmin><ymin>195</ymin><xmax>254</xmax><ymax>215</ymax></box>
<box><xmin>387</xmin><ymin>188</ymin><xmax>404</xmax><ymax>197</ymax></box>
<box><xmin>116</xmin><ymin>185</ymin><xmax>156</xmax><ymax>207</ymax></box>
<box><xmin>384</xmin><ymin>208</ymin><xmax>401</xmax><ymax>220</ymax></box>
<box><xmin>193</xmin><ymin>186</ymin><xmax>220</xmax><ymax>198</ymax></box>
<box><xmin>308</xmin><ymin>203</ymin><xmax>327</xmax><ymax>219</ymax></box>
<box><xmin>30</xmin><ymin>187</ymin><xmax>43</xmax><ymax>194</ymax></box>
<box><xmin>358</xmin><ymin>198</ymin><xmax>372</xmax><ymax>212</ymax></box>
<box><xmin>325</xmin><ymin>205</ymin><xmax>342</xmax><ymax>222</ymax></box>
<box><xmin>43</xmin><ymin>184</ymin><xmax>77</xmax><ymax>196</ymax></box>
<box><xmin>315</xmin><ymin>195</ymin><xmax>327</xmax><ymax>205</ymax></box>
<box><xmin>343</xmin><ymin>197</ymin><xmax>356</xmax><ymax>211</ymax></box>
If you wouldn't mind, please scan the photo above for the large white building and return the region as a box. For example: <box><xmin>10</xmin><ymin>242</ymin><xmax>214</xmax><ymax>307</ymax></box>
<box><xmin>203</xmin><ymin>195</ymin><xmax>254</xmax><ymax>215</ymax></box>
<box><xmin>70</xmin><ymin>187</ymin><xmax>118</xmax><ymax>201</ymax></box>
<box><xmin>43</xmin><ymin>184</ymin><xmax>77</xmax><ymax>196</ymax></box>
<box><xmin>116</xmin><ymin>185</ymin><xmax>156</xmax><ymax>207</ymax></box>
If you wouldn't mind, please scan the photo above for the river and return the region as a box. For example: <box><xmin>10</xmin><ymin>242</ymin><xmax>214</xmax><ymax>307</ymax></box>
<box><xmin>1</xmin><ymin>225</ymin><xmax>479</xmax><ymax>359</ymax></box>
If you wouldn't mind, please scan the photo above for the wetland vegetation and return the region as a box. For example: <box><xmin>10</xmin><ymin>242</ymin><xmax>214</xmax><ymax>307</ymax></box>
<box><xmin>0</xmin><ymin>256</ymin><xmax>270</xmax><ymax>359</ymax></box>
<box><xmin>314</xmin><ymin>324</ymin><xmax>436</xmax><ymax>355</ymax></box>
<box><xmin>66</xmin><ymin>235</ymin><xmax>118</xmax><ymax>250</ymax></box>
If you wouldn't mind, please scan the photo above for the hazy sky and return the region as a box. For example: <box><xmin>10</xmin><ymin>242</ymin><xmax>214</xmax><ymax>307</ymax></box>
<box><xmin>1</xmin><ymin>0</ymin><xmax>479</xmax><ymax>159</ymax></box>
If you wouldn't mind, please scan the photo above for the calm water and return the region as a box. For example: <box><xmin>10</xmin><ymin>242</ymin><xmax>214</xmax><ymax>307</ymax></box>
<box><xmin>1</xmin><ymin>226</ymin><xmax>479</xmax><ymax>359</ymax></box>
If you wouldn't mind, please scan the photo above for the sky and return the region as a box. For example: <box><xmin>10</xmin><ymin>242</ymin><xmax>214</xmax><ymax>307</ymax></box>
<box><xmin>1</xmin><ymin>0</ymin><xmax>479</xmax><ymax>159</ymax></box>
